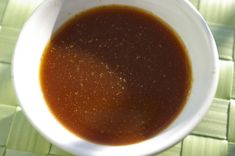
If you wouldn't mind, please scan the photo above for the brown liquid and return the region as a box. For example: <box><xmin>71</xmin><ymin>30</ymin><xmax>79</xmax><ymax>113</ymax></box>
<box><xmin>40</xmin><ymin>5</ymin><xmax>192</xmax><ymax>145</ymax></box>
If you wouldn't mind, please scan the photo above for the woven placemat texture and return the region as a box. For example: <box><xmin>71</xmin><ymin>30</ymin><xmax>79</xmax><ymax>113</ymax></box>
<box><xmin>0</xmin><ymin>0</ymin><xmax>234</xmax><ymax>155</ymax></box>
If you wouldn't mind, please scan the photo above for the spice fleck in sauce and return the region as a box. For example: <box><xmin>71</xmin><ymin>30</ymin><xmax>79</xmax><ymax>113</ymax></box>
<box><xmin>40</xmin><ymin>5</ymin><xmax>192</xmax><ymax>145</ymax></box>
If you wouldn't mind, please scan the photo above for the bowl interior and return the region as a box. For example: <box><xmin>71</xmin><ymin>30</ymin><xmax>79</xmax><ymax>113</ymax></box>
<box><xmin>13</xmin><ymin>0</ymin><xmax>219</xmax><ymax>156</ymax></box>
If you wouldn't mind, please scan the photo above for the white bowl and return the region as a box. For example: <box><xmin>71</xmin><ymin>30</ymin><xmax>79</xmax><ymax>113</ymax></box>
<box><xmin>12</xmin><ymin>0</ymin><xmax>219</xmax><ymax>156</ymax></box>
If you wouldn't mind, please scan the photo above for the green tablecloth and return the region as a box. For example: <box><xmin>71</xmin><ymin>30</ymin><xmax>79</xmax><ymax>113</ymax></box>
<box><xmin>0</xmin><ymin>0</ymin><xmax>235</xmax><ymax>155</ymax></box>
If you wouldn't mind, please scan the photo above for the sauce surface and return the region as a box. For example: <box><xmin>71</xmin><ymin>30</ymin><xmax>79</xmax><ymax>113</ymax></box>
<box><xmin>40</xmin><ymin>5</ymin><xmax>192</xmax><ymax>145</ymax></box>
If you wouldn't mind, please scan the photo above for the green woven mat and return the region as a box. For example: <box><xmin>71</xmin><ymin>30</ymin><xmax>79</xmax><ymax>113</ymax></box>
<box><xmin>0</xmin><ymin>0</ymin><xmax>235</xmax><ymax>155</ymax></box>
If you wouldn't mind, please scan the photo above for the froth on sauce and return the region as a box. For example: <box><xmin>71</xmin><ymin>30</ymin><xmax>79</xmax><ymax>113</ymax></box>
<box><xmin>40</xmin><ymin>5</ymin><xmax>192</xmax><ymax>145</ymax></box>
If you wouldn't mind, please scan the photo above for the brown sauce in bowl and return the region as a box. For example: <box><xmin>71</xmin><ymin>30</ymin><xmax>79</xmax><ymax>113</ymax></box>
<box><xmin>40</xmin><ymin>5</ymin><xmax>192</xmax><ymax>145</ymax></box>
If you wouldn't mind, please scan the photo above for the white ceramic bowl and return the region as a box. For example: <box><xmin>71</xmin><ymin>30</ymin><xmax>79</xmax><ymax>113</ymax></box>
<box><xmin>13</xmin><ymin>0</ymin><xmax>219</xmax><ymax>156</ymax></box>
